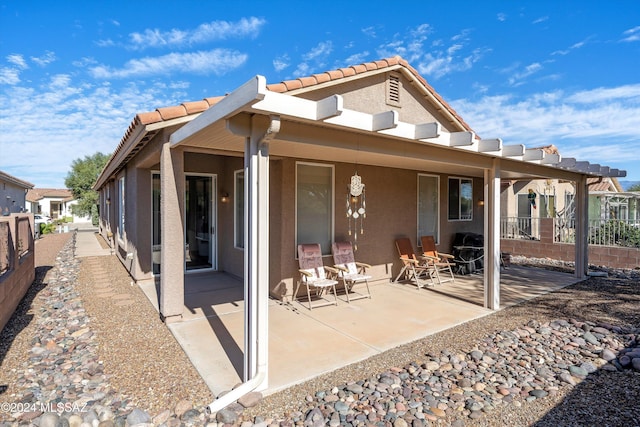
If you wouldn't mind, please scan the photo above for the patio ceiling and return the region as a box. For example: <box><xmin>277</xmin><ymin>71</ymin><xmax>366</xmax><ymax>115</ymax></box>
<box><xmin>171</xmin><ymin>75</ymin><xmax>626</xmax><ymax>182</ymax></box>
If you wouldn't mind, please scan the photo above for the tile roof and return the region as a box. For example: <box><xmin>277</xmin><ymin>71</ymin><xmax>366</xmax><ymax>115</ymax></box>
<box><xmin>587</xmin><ymin>177</ymin><xmax>621</xmax><ymax>192</ymax></box>
<box><xmin>265</xmin><ymin>56</ymin><xmax>473</xmax><ymax>132</ymax></box>
<box><xmin>26</xmin><ymin>188</ymin><xmax>73</xmax><ymax>202</ymax></box>
<box><xmin>104</xmin><ymin>56</ymin><xmax>473</xmax><ymax>182</ymax></box>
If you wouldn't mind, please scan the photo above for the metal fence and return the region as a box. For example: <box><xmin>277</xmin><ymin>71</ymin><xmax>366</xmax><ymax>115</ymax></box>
<box><xmin>553</xmin><ymin>218</ymin><xmax>640</xmax><ymax>248</ymax></box>
<box><xmin>500</xmin><ymin>217</ymin><xmax>541</xmax><ymax>240</ymax></box>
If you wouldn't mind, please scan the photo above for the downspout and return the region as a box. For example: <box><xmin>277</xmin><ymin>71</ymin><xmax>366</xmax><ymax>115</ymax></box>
<box><xmin>207</xmin><ymin>115</ymin><xmax>279</xmax><ymax>414</ymax></box>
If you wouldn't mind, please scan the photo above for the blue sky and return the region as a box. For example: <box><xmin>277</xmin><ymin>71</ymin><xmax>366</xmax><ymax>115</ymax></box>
<box><xmin>1</xmin><ymin>1</ymin><xmax>639</xmax><ymax>188</ymax></box>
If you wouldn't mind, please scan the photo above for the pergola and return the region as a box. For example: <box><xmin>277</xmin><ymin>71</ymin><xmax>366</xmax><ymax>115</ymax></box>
<box><xmin>162</xmin><ymin>75</ymin><xmax>625</xmax><ymax>411</ymax></box>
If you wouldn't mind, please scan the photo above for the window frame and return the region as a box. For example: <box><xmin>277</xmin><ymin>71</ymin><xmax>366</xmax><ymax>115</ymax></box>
<box><xmin>234</xmin><ymin>169</ymin><xmax>245</xmax><ymax>250</ymax></box>
<box><xmin>295</xmin><ymin>161</ymin><xmax>335</xmax><ymax>257</ymax></box>
<box><xmin>448</xmin><ymin>177</ymin><xmax>473</xmax><ymax>222</ymax></box>
<box><xmin>118</xmin><ymin>176</ymin><xmax>125</xmax><ymax>240</ymax></box>
<box><xmin>417</xmin><ymin>173</ymin><xmax>440</xmax><ymax>245</ymax></box>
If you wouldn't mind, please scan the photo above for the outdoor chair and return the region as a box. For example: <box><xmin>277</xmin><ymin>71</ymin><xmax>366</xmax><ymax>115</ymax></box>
<box><xmin>331</xmin><ymin>241</ymin><xmax>372</xmax><ymax>303</ymax></box>
<box><xmin>393</xmin><ymin>237</ymin><xmax>438</xmax><ymax>289</ymax></box>
<box><xmin>420</xmin><ymin>235</ymin><xmax>455</xmax><ymax>284</ymax></box>
<box><xmin>296</xmin><ymin>243</ymin><xmax>340</xmax><ymax>310</ymax></box>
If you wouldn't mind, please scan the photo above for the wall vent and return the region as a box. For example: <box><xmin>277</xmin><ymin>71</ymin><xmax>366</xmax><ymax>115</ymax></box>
<box><xmin>386</xmin><ymin>73</ymin><xmax>401</xmax><ymax>106</ymax></box>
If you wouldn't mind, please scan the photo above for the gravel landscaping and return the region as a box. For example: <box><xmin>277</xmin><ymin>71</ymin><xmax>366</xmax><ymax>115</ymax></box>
<box><xmin>0</xmin><ymin>231</ymin><xmax>638</xmax><ymax>426</ymax></box>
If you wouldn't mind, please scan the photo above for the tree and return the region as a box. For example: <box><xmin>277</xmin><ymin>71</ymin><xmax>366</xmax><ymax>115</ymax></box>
<box><xmin>65</xmin><ymin>152</ymin><xmax>110</xmax><ymax>223</ymax></box>
<box><xmin>627</xmin><ymin>183</ymin><xmax>640</xmax><ymax>192</ymax></box>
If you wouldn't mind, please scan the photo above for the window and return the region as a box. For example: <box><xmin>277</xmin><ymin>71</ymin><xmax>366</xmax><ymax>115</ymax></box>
<box><xmin>417</xmin><ymin>174</ymin><xmax>439</xmax><ymax>244</ymax></box>
<box><xmin>118</xmin><ymin>176</ymin><xmax>125</xmax><ymax>239</ymax></box>
<box><xmin>296</xmin><ymin>163</ymin><xmax>334</xmax><ymax>255</ymax></box>
<box><xmin>234</xmin><ymin>170</ymin><xmax>244</xmax><ymax>249</ymax></box>
<box><xmin>448</xmin><ymin>177</ymin><xmax>472</xmax><ymax>221</ymax></box>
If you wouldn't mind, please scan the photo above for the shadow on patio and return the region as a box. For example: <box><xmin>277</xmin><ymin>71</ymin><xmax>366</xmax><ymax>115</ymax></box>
<box><xmin>138</xmin><ymin>266</ymin><xmax>579</xmax><ymax>397</ymax></box>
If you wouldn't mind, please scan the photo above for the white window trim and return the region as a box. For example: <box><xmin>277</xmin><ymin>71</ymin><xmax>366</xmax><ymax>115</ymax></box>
<box><xmin>234</xmin><ymin>169</ymin><xmax>244</xmax><ymax>250</ymax></box>
<box><xmin>417</xmin><ymin>173</ymin><xmax>440</xmax><ymax>245</ymax></box>
<box><xmin>118</xmin><ymin>176</ymin><xmax>125</xmax><ymax>241</ymax></box>
<box><xmin>295</xmin><ymin>161</ymin><xmax>335</xmax><ymax>258</ymax></box>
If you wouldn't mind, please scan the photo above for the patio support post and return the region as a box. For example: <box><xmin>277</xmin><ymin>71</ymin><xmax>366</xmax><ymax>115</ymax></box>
<box><xmin>207</xmin><ymin>114</ymin><xmax>277</xmax><ymax>413</ymax></box>
<box><xmin>159</xmin><ymin>142</ymin><xmax>185</xmax><ymax>323</ymax></box>
<box><xmin>484</xmin><ymin>158</ymin><xmax>501</xmax><ymax>310</ymax></box>
<box><xmin>244</xmin><ymin>114</ymin><xmax>275</xmax><ymax>387</ymax></box>
<box><xmin>574</xmin><ymin>175</ymin><xmax>589</xmax><ymax>279</ymax></box>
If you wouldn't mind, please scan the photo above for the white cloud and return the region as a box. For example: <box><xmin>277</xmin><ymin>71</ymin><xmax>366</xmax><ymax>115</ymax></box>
<box><xmin>31</xmin><ymin>51</ymin><xmax>57</xmax><ymax>67</ymax></box>
<box><xmin>532</xmin><ymin>16</ymin><xmax>549</xmax><ymax>24</ymax></box>
<box><xmin>0</xmin><ymin>74</ymin><xmax>185</xmax><ymax>188</ymax></box>
<box><xmin>376</xmin><ymin>24</ymin><xmax>487</xmax><ymax>80</ymax></box>
<box><xmin>497</xmin><ymin>13</ymin><xmax>507</xmax><ymax>22</ymax></box>
<box><xmin>0</xmin><ymin>67</ymin><xmax>20</xmax><ymax>85</ymax></box>
<box><xmin>303</xmin><ymin>41</ymin><xmax>333</xmax><ymax>61</ymax></box>
<box><xmin>127</xmin><ymin>17</ymin><xmax>266</xmax><ymax>50</ymax></box>
<box><xmin>343</xmin><ymin>52</ymin><xmax>370</xmax><ymax>66</ymax></box>
<box><xmin>362</xmin><ymin>26</ymin><xmax>377</xmax><ymax>38</ymax></box>
<box><xmin>7</xmin><ymin>54</ymin><xmax>28</xmax><ymax>69</ymax></box>
<box><xmin>621</xmin><ymin>26</ymin><xmax>640</xmax><ymax>42</ymax></box>
<box><xmin>508</xmin><ymin>62</ymin><xmax>543</xmax><ymax>86</ymax></box>
<box><xmin>450</xmin><ymin>84</ymin><xmax>640</xmax><ymax>165</ymax></box>
<box><xmin>273</xmin><ymin>55</ymin><xmax>289</xmax><ymax>72</ymax></box>
<box><xmin>89</xmin><ymin>49</ymin><xmax>248</xmax><ymax>79</ymax></box>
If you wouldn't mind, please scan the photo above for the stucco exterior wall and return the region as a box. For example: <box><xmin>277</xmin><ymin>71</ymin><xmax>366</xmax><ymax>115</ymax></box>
<box><xmin>270</xmin><ymin>158</ymin><xmax>484</xmax><ymax>301</ymax></box>
<box><xmin>296</xmin><ymin>71</ymin><xmax>459</xmax><ymax>132</ymax></box>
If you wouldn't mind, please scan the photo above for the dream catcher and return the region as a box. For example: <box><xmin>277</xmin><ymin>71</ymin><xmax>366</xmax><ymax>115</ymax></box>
<box><xmin>346</xmin><ymin>172</ymin><xmax>366</xmax><ymax>249</ymax></box>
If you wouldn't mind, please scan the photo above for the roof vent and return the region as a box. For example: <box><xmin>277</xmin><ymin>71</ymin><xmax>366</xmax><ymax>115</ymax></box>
<box><xmin>386</xmin><ymin>73</ymin><xmax>401</xmax><ymax>106</ymax></box>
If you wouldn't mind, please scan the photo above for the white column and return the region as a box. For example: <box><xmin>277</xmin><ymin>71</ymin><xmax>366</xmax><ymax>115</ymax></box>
<box><xmin>243</xmin><ymin>115</ymin><xmax>276</xmax><ymax>389</ymax></box>
<box><xmin>574</xmin><ymin>175</ymin><xmax>589</xmax><ymax>279</ymax></box>
<box><xmin>484</xmin><ymin>158</ymin><xmax>501</xmax><ymax>310</ymax></box>
<box><xmin>160</xmin><ymin>142</ymin><xmax>185</xmax><ymax>322</ymax></box>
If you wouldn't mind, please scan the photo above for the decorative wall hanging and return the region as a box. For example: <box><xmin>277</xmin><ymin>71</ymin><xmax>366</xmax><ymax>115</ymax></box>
<box><xmin>346</xmin><ymin>172</ymin><xmax>366</xmax><ymax>249</ymax></box>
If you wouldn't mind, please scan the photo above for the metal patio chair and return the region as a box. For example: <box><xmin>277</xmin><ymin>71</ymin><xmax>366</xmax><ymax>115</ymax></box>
<box><xmin>331</xmin><ymin>241</ymin><xmax>372</xmax><ymax>303</ymax></box>
<box><xmin>394</xmin><ymin>237</ymin><xmax>438</xmax><ymax>289</ymax></box>
<box><xmin>296</xmin><ymin>243</ymin><xmax>339</xmax><ymax>310</ymax></box>
<box><xmin>420</xmin><ymin>235</ymin><xmax>455</xmax><ymax>284</ymax></box>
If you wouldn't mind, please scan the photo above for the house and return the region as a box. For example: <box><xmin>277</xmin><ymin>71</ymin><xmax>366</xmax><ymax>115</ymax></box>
<box><xmin>0</xmin><ymin>170</ymin><xmax>34</xmax><ymax>215</ymax></box>
<box><xmin>25</xmin><ymin>188</ymin><xmax>91</xmax><ymax>223</ymax></box>
<box><xmin>93</xmin><ymin>56</ymin><xmax>625</xmax><ymax>408</ymax></box>
<box><xmin>502</xmin><ymin>164</ymin><xmax>639</xmax><ymax>241</ymax></box>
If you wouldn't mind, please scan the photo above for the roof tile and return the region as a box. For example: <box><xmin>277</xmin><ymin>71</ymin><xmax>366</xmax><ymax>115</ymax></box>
<box><xmin>266</xmin><ymin>83</ymin><xmax>288</xmax><ymax>93</ymax></box>
<box><xmin>351</xmin><ymin>64</ymin><xmax>367</xmax><ymax>74</ymax></box>
<box><xmin>137</xmin><ymin>111</ymin><xmax>162</xmax><ymax>125</ymax></box>
<box><xmin>338</xmin><ymin>67</ymin><xmax>356</xmax><ymax>77</ymax></box>
<box><xmin>298</xmin><ymin>76</ymin><xmax>318</xmax><ymax>87</ymax></box>
<box><xmin>157</xmin><ymin>105</ymin><xmax>187</xmax><ymax>121</ymax></box>
<box><xmin>326</xmin><ymin>69</ymin><xmax>344</xmax><ymax>79</ymax></box>
<box><xmin>312</xmin><ymin>73</ymin><xmax>331</xmax><ymax>84</ymax></box>
<box><xmin>283</xmin><ymin>79</ymin><xmax>303</xmax><ymax>90</ymax></box>
<box><xmin>183</xmin><ymin>100</ymin><xmax>210</xmax><ymax>114</ymax></box>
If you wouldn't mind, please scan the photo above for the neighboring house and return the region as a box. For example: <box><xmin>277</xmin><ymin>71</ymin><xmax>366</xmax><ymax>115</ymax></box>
<box><xmin>587</xmin><ymin>177</ymin><xmax>640</xmax><ymax>224</ymax></box>
<box><xmin>25</xmin><ymin>188</ymin><xmax>91</xmax><ymax>223</ymax></box>
<box><xmin>0</xmin><ymin>170</ymin><xmax>33</xmax><ymax>215</ymax></box>
<box><xmin>502</xmin><ymin>166</ymin><xmax>639</xmax><ymax>241</ymax></box>
<box><xmin>93</xmin><ymin>56</ymin><xmax>624</xmax><ymax>405</ymax></box>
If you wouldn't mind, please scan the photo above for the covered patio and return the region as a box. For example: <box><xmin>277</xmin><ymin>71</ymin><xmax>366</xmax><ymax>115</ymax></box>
<box><xmin>138</xmin><ymin>265</ymin><xmax>579</xmax><ymax>397</ymax></box>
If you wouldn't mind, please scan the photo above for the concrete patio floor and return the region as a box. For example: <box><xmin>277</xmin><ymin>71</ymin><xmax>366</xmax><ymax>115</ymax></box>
<box><xmin>138</xmin><ymin>266</ymin><xmax>579</xmax><ymax>397</ymax></box>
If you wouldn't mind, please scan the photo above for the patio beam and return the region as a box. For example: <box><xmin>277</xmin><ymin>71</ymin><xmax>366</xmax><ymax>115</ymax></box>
<box><xmin>478</xmin><ymin>138</ymin><xmax>502</xmax><ymax>153</ymax></box>
<box><xmin>172</xmin><ymin>75</ymin><xmax>268</xmax><ymax>147</ymax></box>
<box><xmin>502</xmin><ymin>144</ymin><xmax>526</xmax><ymax>159</ymax></box>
